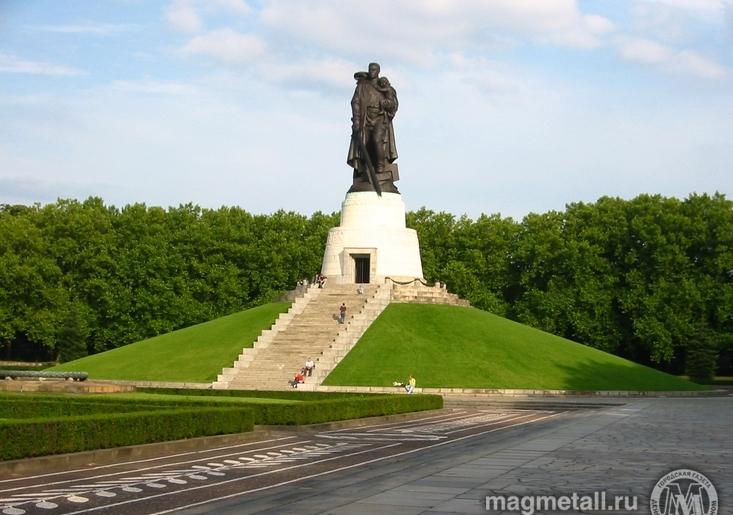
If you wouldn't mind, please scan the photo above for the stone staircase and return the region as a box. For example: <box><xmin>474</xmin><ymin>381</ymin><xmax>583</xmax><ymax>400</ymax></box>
<box><xmin>212</xmin><ymin>283</ymin><xmax>385</xmax><ymax>390</ymax></box>
<box><xmin>390</xmin><ymin>281</ymin><xmax>470</xmax><ymax>307</ymax></box>
<box><xmin>307</xmin><ymin>284</ymin><xmax>392</xmax><ymax>386</ymax></box>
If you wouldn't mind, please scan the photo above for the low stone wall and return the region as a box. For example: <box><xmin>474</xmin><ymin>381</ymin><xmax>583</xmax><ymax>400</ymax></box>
<box><xmin>94</xmin><ymin>379</ymin><xmax>211</xmax><ymax>390</ymax></box>
<box><xmin>314</xmin><ymin>384</ymin><xmax>724</xmax><ymax>397</ymax></box>
<box><xmin>390</xmin><ymin>282</ymin><xmax>470</xmax><ymax>306</ymax></box>
<box><xmin>0</xmin><ymin>380</ymin><xmax>136</xmax><ymax>394</ymax></box>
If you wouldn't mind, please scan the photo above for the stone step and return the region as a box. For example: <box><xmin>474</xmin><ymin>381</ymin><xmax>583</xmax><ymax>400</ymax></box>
<box><xmin>215</xmin><ymin>282</ymin><xmax>469</xmax><ymax>390</ymax></box>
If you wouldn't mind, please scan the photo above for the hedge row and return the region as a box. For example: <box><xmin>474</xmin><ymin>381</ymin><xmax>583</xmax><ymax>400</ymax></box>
<box><xmin>0</xmin><ymin>407</ymin><xmax>254</xmax><ymax>461</ymax></box>
<box><xmin>0</xmin><ymin>399</ymin><xmax>166</xmax><ymax>419</ymax></box>
<box><xmin>0</xmin><ymin>391</ymin><xmax>443</xmax><ymax>426</ymax></box>
<box><xmin>0</xmin><ymin>391</ymin><xmax>441</xmax><ymax>460</ymax></box>
<box><xmin>137</xmin><ymin>388</ymin><xmax>444</xmax><ymax>425</ymax></box>
<box><xmin>250</xmin><ymin>394</ymin><xmax>443</xmax><ymax>425</ymax></box>
<box><xmin>139</xmin><ymin>387</ymin><xmax>371</xmax><ymax>401</ymax></box>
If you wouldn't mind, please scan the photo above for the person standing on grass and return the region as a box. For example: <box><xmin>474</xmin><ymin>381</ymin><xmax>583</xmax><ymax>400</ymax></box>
<box><xmin>405</xmin><ymin>375</ymin><xmax>416</xmax><ymax>394</ymax></box>
<box><xmin>339</xmin><ymin>303</ymin><xmax>347</xmax><ymax>324</ymax></box>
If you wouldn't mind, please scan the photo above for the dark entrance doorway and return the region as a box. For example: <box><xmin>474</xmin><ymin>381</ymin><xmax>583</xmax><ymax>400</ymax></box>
<box><xmin>354</xmin><ymin>255</ymin><xmax>370</xmax><ymax>283</ymax></box>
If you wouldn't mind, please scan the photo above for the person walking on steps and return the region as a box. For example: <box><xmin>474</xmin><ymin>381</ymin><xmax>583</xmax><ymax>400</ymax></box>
<box><xmin>339</xmin><ymin>303</ymin><xmax>347</xmax><ymax>324</ymax></box>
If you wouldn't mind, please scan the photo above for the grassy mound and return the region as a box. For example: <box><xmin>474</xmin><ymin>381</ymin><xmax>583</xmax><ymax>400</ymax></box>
<box><xmin>324</xmin><ymin>304</ymin><xmax>705</xmax><ymax>391</ymax></box>
<box><xmin>51</xmin><ymin>303</ymin><xmax>289</xmax><ymax>382</ymax></box>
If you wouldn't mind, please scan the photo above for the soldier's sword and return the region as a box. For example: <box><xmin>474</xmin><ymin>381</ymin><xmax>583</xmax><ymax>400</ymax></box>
<box><xmin>352</xmin><ymin>130</ymin><xmax>382</xmax><ymax>196</ymax></box>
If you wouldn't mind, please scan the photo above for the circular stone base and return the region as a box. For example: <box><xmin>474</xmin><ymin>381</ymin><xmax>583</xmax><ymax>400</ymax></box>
<box><xmin>321</xmin><ymin>192</ymin><xmax>424</xmax><ymax>284</ymax></box>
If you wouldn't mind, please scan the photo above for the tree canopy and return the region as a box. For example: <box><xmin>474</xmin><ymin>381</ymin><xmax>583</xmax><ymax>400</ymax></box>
<box><xmin>1</xmin><ymin>193</ymin><xmax>731</xmax><ymax>380</ymax></box>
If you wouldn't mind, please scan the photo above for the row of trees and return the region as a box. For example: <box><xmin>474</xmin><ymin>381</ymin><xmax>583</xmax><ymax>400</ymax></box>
<box><xmin>0</xmin><ymin>199</ymin><xmax>337</xmax><ymax>361</ymax></box>
<box><xmin>1</xmin><ymin>194</ymin><xmax>731</xmax><ymax>379</ymax></box>
<box><xmin>411</xmin><ymin>193</ymin><xmax>733</xmax><ymax>379</ymax></box>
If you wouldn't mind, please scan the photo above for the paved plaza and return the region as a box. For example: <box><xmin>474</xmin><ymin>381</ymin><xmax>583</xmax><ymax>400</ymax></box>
<box><xmin>194</xmin><ymin>397</ymin><xmax>731</xmax><ymax>515</ymax></box>
<box><xmin>0</xmin><ymin>397</ymin><xmax>729</xmax><ymax>514</ymax></box>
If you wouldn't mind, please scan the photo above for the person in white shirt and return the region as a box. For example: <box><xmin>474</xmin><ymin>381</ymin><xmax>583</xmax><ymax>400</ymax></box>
<box><xmin>304</xmin><ymin>358</ymin><xmax>315</xmax><ymax>377</ymax></box>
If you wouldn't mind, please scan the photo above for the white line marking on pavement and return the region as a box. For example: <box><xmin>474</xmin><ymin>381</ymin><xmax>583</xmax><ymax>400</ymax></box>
<box><xmin>1</xmin><ymin>443</ymin><xmax>370</xmax><ymax>511</ymax></box>
<box><xmin>324</xmin><ymin>410</ymin><xmax>468</xmax><ymax>434</ymax></box>
<box><xmin>0</xmin><ymin>439</ymin><xmax>311</xmax><ymax>495</ymax></box>
<box><xmin>0</xmin><ymin>436</ymin><xmax>298</xmax><ymax>484</ymax></box>
<box><xmin>148</xmin><ymin>411</ymin><xmax>567</xmax><ymax>515</ymax></box>
<box><xmin>61</xmin><ymin>443</ymin><xmax>402</xmax><ymax>515</ymax></box>
<box><xmin>443</xmin><ymin>413</ymin><xmax>539</xmax><ymax>435</ymax></box>
<box><xmin>365</xmin><ymin>411</ymin><xmax>511</xmax><ymax>433</ymax></box>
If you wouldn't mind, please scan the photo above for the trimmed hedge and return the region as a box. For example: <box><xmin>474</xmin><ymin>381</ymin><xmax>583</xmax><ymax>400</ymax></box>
<box><xmin>0</xmin><ymin>391</ymin><xmax>443</xmax><ymax>425</ymax></box>
<box><xmin>0</xmin><ymin>399</ymin><xmax>164</xmax><ymax>419</ymax></box>
<box><xmin>0</xmin><ymin>390</ymin><xmax>442</xmax><ymax>460</ymax></box>
<box><xmin>0</xmin><ymin>407</ymin><xmax>254</xmax><ymax>461</ymax></box>
<box><xmin>138</xmin><ymin>388</ymin><xmax>444</xmax><ymax>425</ymax></box>
<box><xmin>250</xmin><ymin>394</ymin><xmax>443</xmax><ymax>425</ymax></box>
<box><xmin>139</xmin><ymin>387</ymin><xmax>371</xmax><ymax>400</ymax></box>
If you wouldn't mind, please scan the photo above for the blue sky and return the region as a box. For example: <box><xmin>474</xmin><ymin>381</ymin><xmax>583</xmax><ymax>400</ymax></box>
<box><xmin>1</xmin><ymin>0</ymin><xmax>731</xmax><ymax>219</ymax></box>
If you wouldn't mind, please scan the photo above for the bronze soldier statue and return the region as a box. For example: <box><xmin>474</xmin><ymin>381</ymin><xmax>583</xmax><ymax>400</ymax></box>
<box><xmin>347</xmin><ymin>62</ymin><xmax>400</xmax><ymax>195</ymax></box>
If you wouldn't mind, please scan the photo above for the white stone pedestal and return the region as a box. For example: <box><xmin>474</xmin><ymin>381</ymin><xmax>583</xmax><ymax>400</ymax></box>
<box><xmin>321</xmin><ymin>192</ymin><xmax>424</xmax><ymax>284</ymax></box>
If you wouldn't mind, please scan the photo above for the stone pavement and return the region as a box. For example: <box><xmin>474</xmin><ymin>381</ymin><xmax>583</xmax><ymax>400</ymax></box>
<box><xmin>193</xmin><ymin>397</ymin><xmax>732</xmax><ymax>514</ymax></box>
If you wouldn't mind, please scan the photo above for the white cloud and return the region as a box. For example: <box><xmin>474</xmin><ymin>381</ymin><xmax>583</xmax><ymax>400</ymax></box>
<box><xmin>26</xmin><ymin>23</ymin><xmax>142</xmax><ymax>35</ymax></box>
<box><xmin>619</xmin><ymin>37</ymin><xmax>673</xmax><ymax>63</ymax></box>
<box><xmin>617</xmin><ymin>37</ymin><xmax>727</xmax><ymax>79</ymax></box>
<box><xmin>165</xmin><ymin>0</ymin><xmax>203</xmax><ymax>33</ymax></box>
<box><xmin>676</xmin><ymin>50</ymin><xmax>728</xmax><ymax>79</ymax></box>
<box><xmin>0</xmin><ymin>53</ymin><xmax>84</xmax><ymax>76</ymax></box>
<box><xmin>164</xmin><ymin>0</ymin><xmax>251</xmax><ymax>33</ymax></box>
<box><xmin>446</xmin><ymin>53</ymin><xmax>527</xmax><ymax>96</ymax></box>
<box><xmin>638</xmin><ymin>0</ymin><xmax>725</xmax><ymax>19</ymax></box>
<box><xmin>181</xmin><ymin>28</ymin><xmax>265</xmax><ymax>62</ymax></box>
<box><xmin>260</xmin><ymin>0</ymin><xmax>615</xmax><ymax>67</ymax></box>
<box><xmin>110</xmin><ymin>79</ymin><xmax>197</xmax><ymax>95</ymax></box>
<box><xmin>0</xmin><ymin>175</ymin><xmax>100</xmax><ymax>205</ymax></box>
<box><xmin>258</xmin><ymin>57</ymin><xmax>356</xmax><ymax>90</ymax></box>
<box><xmin>212</xmin><ymin>0</ymin><xmax>251</xmax><ymax>16</ymax></box>
<box><xmin>631</xmin><ymin>3</ymin><xmax>688</xmax><ymax>42</ymax></box>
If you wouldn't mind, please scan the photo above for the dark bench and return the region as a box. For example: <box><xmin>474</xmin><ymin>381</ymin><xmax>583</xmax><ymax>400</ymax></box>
<box><xmin>0</xmin><ymin>370</ymin><xmax>88</xmax><ymax>381</ymax></box>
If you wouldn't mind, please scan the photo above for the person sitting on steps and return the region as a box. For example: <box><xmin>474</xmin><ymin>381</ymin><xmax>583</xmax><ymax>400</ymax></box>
<box><xmin>289</xmin><ymin>370</ymin><xmax>305</xmax><ymax>388</ymax></box>
<box><xmin>304</xmin><ymin>357</ymin><xmax>315</xmax><ymax>377</ymax></box>
<box><xmin>405</xmin><ymin>374</ymin><xmax>416</xmax><ymax>394</ymax></box>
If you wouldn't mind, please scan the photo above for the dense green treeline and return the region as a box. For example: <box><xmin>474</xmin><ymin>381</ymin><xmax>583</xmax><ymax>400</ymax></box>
<box><xmin>409</xmin><ymin>193</ymin><xmax>733</xmax><ymax>380</ymax></box>
<box><xmin>1</xmin><ymin>193</ymin><xmax>731</xmax><ymax>380</ymax></box>
<box><xmin>0</xmin><ymin>199</ymin><xmax>337</xmax><ymax>361</ymax></box>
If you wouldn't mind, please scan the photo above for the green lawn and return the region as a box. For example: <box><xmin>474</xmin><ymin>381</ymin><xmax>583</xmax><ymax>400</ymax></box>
<box><xmin>324</xmin><ymin>304</ymin><xmax>706</xmax><ymax>391</ymax></box>
<box><xmin>50</xmin><ymin>303</ymin><xmax>289</xmax><ymax>382</ymax></box>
